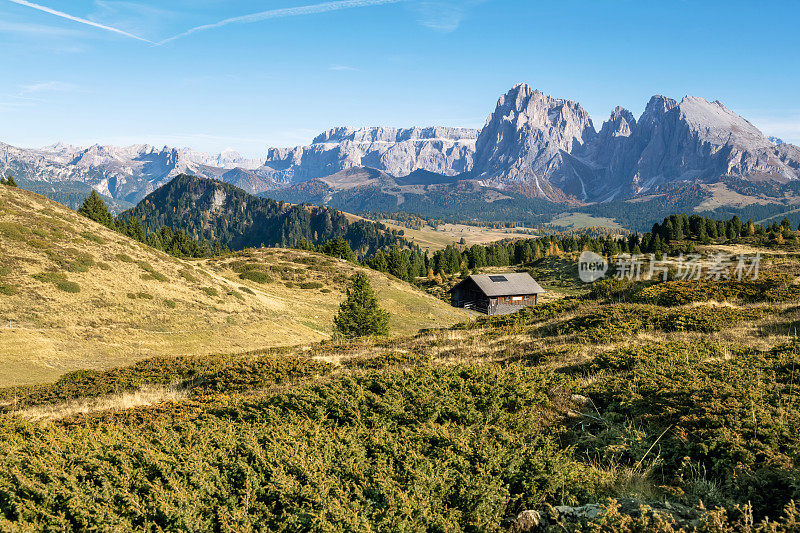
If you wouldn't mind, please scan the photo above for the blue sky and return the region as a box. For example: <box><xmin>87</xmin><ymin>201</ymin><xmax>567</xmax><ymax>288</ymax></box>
<box><xmin>1</xmin><ymin>0</ymin><xmax>799</xmax><ymax>156</ymax></box>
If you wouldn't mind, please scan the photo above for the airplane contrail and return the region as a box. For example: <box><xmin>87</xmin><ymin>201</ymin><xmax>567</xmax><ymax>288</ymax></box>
<box><xmin>157</xmin><ymin>0</ymin><xmax>407</xmax><ymax>45</ymax></box>
<box><xmin>5</xmin><ymin>0</ymin><xmax>406</xmax><ymax>46</ymax></box>
<box><xmin>6</xmin><ymin>0</ymin><xmax>154</xmax><ymax>43</ymax></box>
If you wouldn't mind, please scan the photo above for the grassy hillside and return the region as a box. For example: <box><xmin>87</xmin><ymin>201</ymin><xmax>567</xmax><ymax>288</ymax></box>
<box><xmin>377</xmin><ymin>219</ymin><xmax>540</xmax><ymax>252</ymax></box>
<box><xmin>1</xmin><ymin>247</ymin><xmax>799</xmax><ymax>530</ymax></box>
<box><xmin>0</xmin><ymin>186</ymin><xmax>469</xmax><ymax>386</ymax></box>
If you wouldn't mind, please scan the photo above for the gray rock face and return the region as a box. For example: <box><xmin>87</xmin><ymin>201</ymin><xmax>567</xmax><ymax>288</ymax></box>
<box><xmin>270</xmin><ymin>87</ymin><xmax>800</xmax><ymax>203</ymax></box>
<box><xmin>508</xmin><ymin>500</ymin><xmax>708</xmax><ymax>532</ymax></box>
<box><xmin>0</xmin><ymin>142</ymin><xmax>274</xmax><ymax>203</ymax></box>
<box><xmin>472</xmin><ymin>84</ymin><xmax>597</xmax><ymax>201</ymax></box>
<box><xmin>263</xmin><ymin>126</ymin><xmax>478</xmax><ymax>183</ymax></box>
<box><xmin>618</xmin><ymin>95</ymin><xmax>797</xmax><ymax>195</ymax></box>
<box><xmin>471</xmin><ymin>85</ymin><xmax>800</xmax><ymax>201</ymax></box>
<box><xmin>313</xmin><ymin>126</ymin><xmax>478</xmax><ymax>144</ymax></box>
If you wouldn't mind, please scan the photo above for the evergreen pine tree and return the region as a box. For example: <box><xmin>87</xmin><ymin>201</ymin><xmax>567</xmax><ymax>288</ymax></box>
<box><xmin>662</xmin><ymin>219</ymin><xmax>675</xmax><ymax>241</ymax></box>
<box><xmin>370</xmin><ymin>252</ymin><xmax>389</xmax><ymax>272</ymax></box>
<box><xmin>674</xmin><ymin>223</ymin><xmax>684</xmax><ymax>241</ymax></box>
<box><xmin>5</xmin><ymin>174</ymin><xmax>16</xmax><ymax>187</ymax></box>
<box><xmin>322</xmin><ymin>237</ymin><xmax>355</xmax><ymax>261</ymax></box>
<box><xmin>731</xmin><ymin>215</ymin><xmax>742</xmax><ymax>237</ymax></box>
<box><xmin>77</xmin><ymin>190</ymin><xmax>114</xmax><ymax>227</ymax></box>
<box><xmin>387</xmin><ymin>246</ymin><xmax>408</xmax><ymax>280</ymax></box>
<box><xmin>333</xmin><ymin>272</ymin><xmax>390</xmax><ymax>338</ymax></box>
<box><xmin>698</xmin><ymin>223</ymin><xmax>709</xmax><ymax>244</ymax></box>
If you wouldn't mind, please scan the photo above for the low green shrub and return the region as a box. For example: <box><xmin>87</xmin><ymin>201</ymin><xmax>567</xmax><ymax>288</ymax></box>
<box><xmin>638</xmin><ymin>274</ymin><xmax>800</xmax><ymax>306</ymax></box>
<box><xmin>227</xmin><ymin>289</ymin><xmax>245</xmax><ymax>301</ymax></box>
<box><xmin>229</xmin><ymin>261</ymin><xmax>270</xmax><ymax>274</ymax></box>
<box><xmin>178</xmin><ymin>269</ymin><xmax>197</xmax><ymax>283</ymax></box>
<box><xmin>32</xmin><ymin>271</ymin><xmax>66</xmax><ymax>283</ymax></box>
<box><xmin>56</xmin><ymin>280</ymin><xmax>80</xmax><ymax>293</ymax></box>
<box><xmin>0</xmin><ymin>221</ymin><xmax>28</xmax><ymax>240</ymax></box>
<box><xmin>80</xmin><ymin>232</ymin><xmax>105</xmax><ymax>244</ymax></box>
<box><xmin>46</xmin><ymin>248</ymin><xmax>95</xmax><ymax>272</ymax></box>
<box><xmin>581</xmin><ymin>339</ymin><xmax>800</xmax><ymax>517</ymax></box>
<box><xmin>200</xmin><ymin>287</ymin><xmax>218</xmax><ymax>297</ymax></box>
<box><xmin>0</xmin><ymin>284</ymin><xmax>18</xmax><ymax>296</ymax></box>
<box><xmin>127</xmin><ymin>292</ymin><xmax>153</xmax><ymax>300</ymax></box>
<box><xmin>299</xmin><ymin>281</ymin><xmax>323</xmax><ymax>290</ymax></box>
<box><xmin>0</xmin><ymin>365</ymin><xmax>591</xmax><ymax>531</ymax></box>
<box><xmin>548</xmin><ymin>303</ymin><xmax>766</xmax><ymax>342</ymax></box>
<box><xmin>26</xmin><ymin>238</ymin><xmax>50</xmax><ymax>249</ymax></box>
<box><xmin>137</xmin><ymin>261</ymin><xmax>168</xmax><ymax>281</ymax></box>
<box><xmin>238</xmin><ymin>270</ymin><xmax>272</xmax><ymax>283</ymax></box>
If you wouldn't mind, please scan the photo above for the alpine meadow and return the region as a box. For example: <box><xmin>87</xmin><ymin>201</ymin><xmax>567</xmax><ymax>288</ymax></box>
<box><xmin>2</xmin><ymin>0</ymin><xmax>800</xmax><ymax>531</ymax></box>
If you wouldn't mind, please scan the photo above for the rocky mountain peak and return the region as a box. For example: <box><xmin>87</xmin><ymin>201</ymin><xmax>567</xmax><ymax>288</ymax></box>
<box><xmin>313</xmin><ymin>126</ymin><xmax>478</xmax><ymax>145</ymax></box>
<box><xmin>599</xmin><ymin>107</ymin><xmax>636</xmax><ymax>138</ymax></box>
<box><xmin>487</xmin><ymin>84</ymin><xmax>595</xmax><ymax>149</ymax></box>
<box><xmin>472</xmin><ymin>85</ymin><xmax>596</xmax><ymax>199</ymax></box>
<box><xmin>676</xmin><ymin>95</ymin><xmax>771</xmax><ymax>150</ymax></box>
<box><xmin>639</xmin><ymin>95</ymin><xmax>679</xmax><ymax>127</ymax></box>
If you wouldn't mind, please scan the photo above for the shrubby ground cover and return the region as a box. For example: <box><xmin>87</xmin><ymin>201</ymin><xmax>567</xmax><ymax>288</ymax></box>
<box><xmin>2</xmin><ymin>265</ymin><xmax>800</xmax><ymax>531</ymax></box>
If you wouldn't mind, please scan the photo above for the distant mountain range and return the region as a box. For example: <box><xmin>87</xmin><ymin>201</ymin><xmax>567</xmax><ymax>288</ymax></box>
<box><xmin>3</xmin><ymin>83</ymin><xmax>800</xmax><ymax>230</ymax></box>
<box><xmin>262</xmin><ymin>84</ymin><xmax>800</xmax><ymax>204</ymax></box>
<box><xmin>0</xmin><ymin>141</ymin><xmax>273</xmax><ymax>204</ymax></box>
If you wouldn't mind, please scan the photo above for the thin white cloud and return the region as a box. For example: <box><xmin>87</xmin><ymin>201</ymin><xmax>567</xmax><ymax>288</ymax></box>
<box><xmin>0</xmin><ymin>19</ymin><xmax>84</xmax><ymax>37</ymax></box>
<box><xmin>89</xmin><ymin>0</ymin><xmax>176</xmax><ymax>38</ymax></box>
<box><xmin>6</xmin><ymin>0</ymin><xmax>154</xmax><ymax>43</ymax></box>
<box><xmin>157</xmin><ymin>0</ymin><xmax>408</xmax><ymax>45</ymax></box>
<box><xmin>0</xmin><ymin>100</ymin><xmax>35</xmax><ymax>112</ymax></box>
<box><xmin>752</xmin><ymin>116</ymin><xmax>800</xmax><ymax>146</ymax></box>
<box><xmin>329</xmin><ymin>64</ymin><xmax>359</xmax><ymax>71</ymax></box>
<box><xmin>19</xmin><ymin>81</ymin><xmax>78</xmax><ymax>95</ymax></box>
<box><xmin>411</xmin><ymin>0</ymin><xmax>486</xmax><ymax>33</ymax></box>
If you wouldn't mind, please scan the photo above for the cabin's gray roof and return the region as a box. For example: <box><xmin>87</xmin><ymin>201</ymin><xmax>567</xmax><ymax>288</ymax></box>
<box><xmin>454</xmin><ymin>273</ymin><xmax>545</xmax><ymax>297</ymax></box>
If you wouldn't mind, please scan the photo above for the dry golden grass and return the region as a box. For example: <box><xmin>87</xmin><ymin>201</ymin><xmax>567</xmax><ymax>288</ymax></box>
<box><xmin>377</xmin><ymin>219</ymin><xmax>540</xmax><ymax>252</ymax></box>
<box><xmin>14</xmin><ymin>385</ymin><xmax>188</xmax><ymax>422</ymax></box>
<box><xmin>546</xmin><ymin>212</ymin><xmax>624</xmax><ymax>230</ymax></box>
<box><xmin>300</xmin><ymin>298</ymin><xmax>798</xmax><ymax>380</ymax></box>
<box><xmin>0</xmin><ymin>187</ymin><xmax>470</xmax><ymax>386</ymax></box>
<box><xmin>695</xmin><ymin>182</ymin><xmax>774</xmax><ymax>211</ymax></box>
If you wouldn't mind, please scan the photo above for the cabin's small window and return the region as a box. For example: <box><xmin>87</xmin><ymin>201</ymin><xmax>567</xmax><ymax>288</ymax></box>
<box><xmin>512</xmin><ymin>296</ymin><xmax>523</xmax><ymax>302</ymax></box>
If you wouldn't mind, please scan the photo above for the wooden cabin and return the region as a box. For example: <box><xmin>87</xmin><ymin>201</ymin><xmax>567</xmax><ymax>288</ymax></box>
<box><xmin>449</xmin><ymin>273</ymin><xmax>545</xmax><ymax>316</ymax></box>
